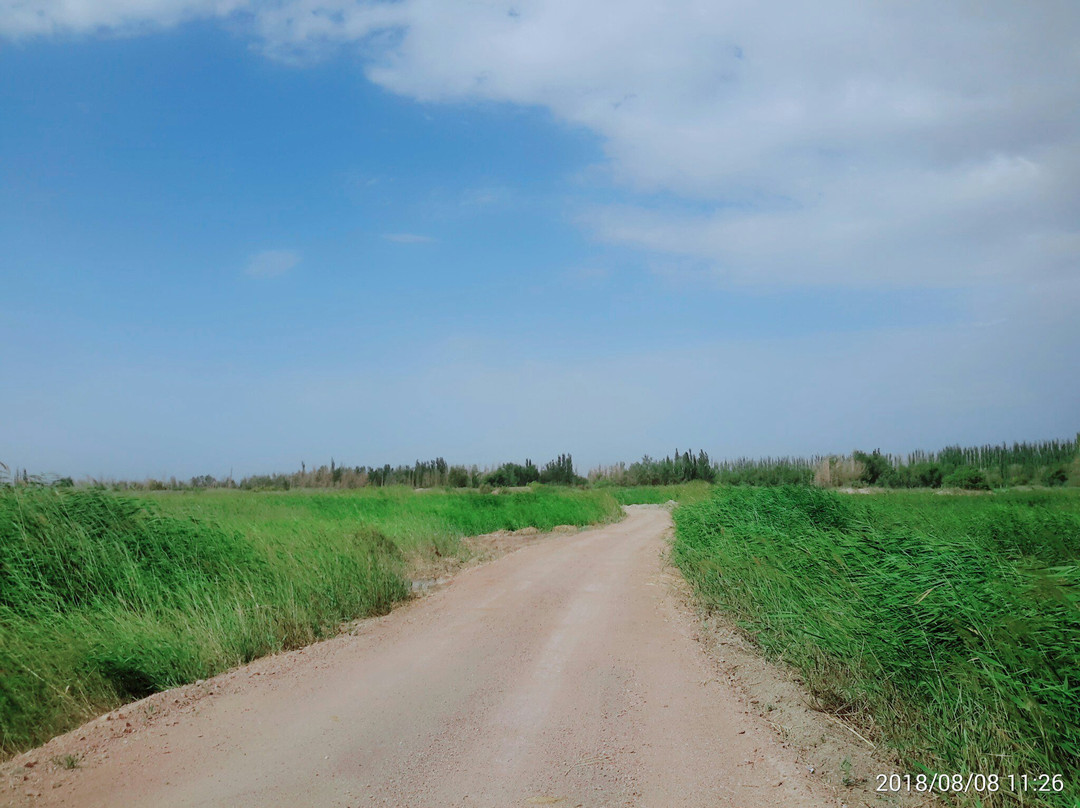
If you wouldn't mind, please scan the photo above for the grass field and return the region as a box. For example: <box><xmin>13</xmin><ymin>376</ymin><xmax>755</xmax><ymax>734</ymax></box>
<box><xmin>673</xmin><ymin>486</ymin><xmax>1080</xmax><ymax>807</ymax></box>
<box><xmin>0</xmin><ymin>485</ymin><xmax>621</xmax><ymax>756</ymax></box>
<box><xmin>608</xmin><ymin>481</ymin><xmax>714</xmax><ymax>506</ymax></box>
<box><xmin>142</xmin><ymin>486</ymin><xmax>622</xmax><ymax>558</ymax></box>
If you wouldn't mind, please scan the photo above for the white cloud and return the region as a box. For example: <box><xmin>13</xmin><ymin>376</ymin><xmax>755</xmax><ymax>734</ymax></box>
<box><xmin>0</xmin><ymin>0</ymin><xmax>245</xmax><ymax>36</ymax></box>
<box><xmin>244</xmin><ymin>249</ymin><xmax>301</xmax><ymax>277</ymax></box>
<box><xmin>382</xmin><ymin>232</ymin><xmax>434</xmax><ymax>243</ymax></box>
<box><xmin>6</xmin><ymin>0</ymin><xmax>1080</xmax><ymax>289</ymax></box>
<box><xmin>352</xmin><ymin>0</ymin><xmax>1080</xmax><ymax>289</ymax></box>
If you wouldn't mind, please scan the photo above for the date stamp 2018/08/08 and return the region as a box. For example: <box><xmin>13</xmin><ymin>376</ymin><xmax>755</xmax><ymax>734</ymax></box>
<box><xmin>876</xmin><ymin>773</ymin><xmax>1067</xmax><ymax>795</ymax></box>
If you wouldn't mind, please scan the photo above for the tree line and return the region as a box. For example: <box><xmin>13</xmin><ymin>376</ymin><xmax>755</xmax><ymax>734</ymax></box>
<box><xmin>5</xmin><ymin>434</ymin><xmax>1077</xmax><ymax>491</ymax></box>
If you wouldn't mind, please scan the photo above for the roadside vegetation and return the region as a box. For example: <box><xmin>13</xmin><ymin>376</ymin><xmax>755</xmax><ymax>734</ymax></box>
<box><xmin>0</xmin><ymin>485</ymin><xmax>620</xmax><ymax>757</ymax></box>
<box><xmin>142</xmin><ymin>484</ymin><xmax>618</xmax><ymax>558</ymax></box>
<box><xmin>673</xmin><ymin>486</ymin><xmax>1080</xmax><ymax>807</ymax></box>
<box><xmin>2</xmin><ymin>432</ymin><xmax>1076</xmax><ymax>765</ymax></box>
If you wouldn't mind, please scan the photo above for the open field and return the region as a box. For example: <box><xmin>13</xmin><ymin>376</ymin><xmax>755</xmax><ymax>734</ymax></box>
<box><xmin>673</xmin><ymin>486</ymin><xmax>1080</xmax><ymax>807</ymax></box>
<box><xmin>0</xmin><ymin>486</ymin><xmax>620</xmax><ymax>756</ymax></box>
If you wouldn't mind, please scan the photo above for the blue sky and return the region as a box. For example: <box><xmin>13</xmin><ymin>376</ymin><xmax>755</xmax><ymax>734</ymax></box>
<box><xmin>2</xmin><ymin>1</ymin><xmax>1078</xmax><ymax>479</ymax></box>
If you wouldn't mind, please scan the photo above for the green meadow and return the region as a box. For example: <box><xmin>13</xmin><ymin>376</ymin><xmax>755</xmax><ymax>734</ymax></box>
<box><xmin>0</xmin><ymin>485</ymin><xmax>620</xmax><ymax>756</ymax></box>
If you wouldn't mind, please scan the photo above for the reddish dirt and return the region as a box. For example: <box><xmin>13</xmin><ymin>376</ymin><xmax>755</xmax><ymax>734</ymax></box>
<box><xmin>3</xmin><ymin>506</ymin><xmax>851</xmax><ymax>808</ymax></box>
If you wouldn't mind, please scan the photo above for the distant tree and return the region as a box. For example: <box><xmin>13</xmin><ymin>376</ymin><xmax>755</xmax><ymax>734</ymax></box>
<box><xmin>447</xmin><ymin>466</ymin><xmax>470</xmax><ymax>488</ymax></box>
<box><xmin>483</xmin><ymin>460</ymin><xmax>540</xmax><ymax>487</ymax></box>
<box><xmin>943</xmin><ymin>466</ymin><xmax>991</xmax><ymax>490</ymax></box>
<box><xmin>909</xmin><ymin>462</ymin><xmax>944</xmax><ymax>488</ymax></box>
<box><xmin>539</xmin><ymin>454</ymin><xmax>583</xmax><ymax>485</ymax></box>
<box><xmin>853</xmin><ymin>449</ymin><xmax>894</xmax><ymax>486</ymax></box>
<box><xmin>1043</xmin><ymin>465</ymin><xmax>1069</xmax><ymax>487</ymax></box>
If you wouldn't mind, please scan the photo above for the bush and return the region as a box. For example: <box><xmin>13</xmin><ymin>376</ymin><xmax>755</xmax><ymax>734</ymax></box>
<box><xmin>483</xmin><ymin>460</ymin><xmax>540</xmax><ymax>487</ymax></box>
<box><xmin>852</xmin><ymin>449</ymin><xmax>894</xmax><ymax>485</ymax></box>
<box><xmin>446</xmin><ymin>466</ymin><xmax>471</xmax><ymax>488</ymax></box>
<box><xmin>909</xmin><ymin>461</ymin><xmax>944</xmax><ymax>488</ymax></box>
<box><xmin>1042</xmin><ymin>465</ymin><xmax>1069</xmax><ymax>487</ymax></box>
<box><xmin>943</xmin><ymin>466</ymin><xmax>991</xmax><ymax>490</ymax></box>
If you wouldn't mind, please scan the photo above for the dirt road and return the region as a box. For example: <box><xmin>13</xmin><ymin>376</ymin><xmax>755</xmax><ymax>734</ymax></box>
<box><xmin>7</xmin><ymin>506</ymin><xmax>838</xmax><ymax>808</ymax></box>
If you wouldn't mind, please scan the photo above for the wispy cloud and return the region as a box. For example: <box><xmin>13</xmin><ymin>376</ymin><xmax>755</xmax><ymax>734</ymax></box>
<box><xmin>459</xmin><ymin>186</ymin><xmax>513</xmax><ymax>209</ymax></box>
<box><xmin>382</xmin><ymin>233</ymin><xmax>435</xmax><ymax>244</ymax></box>
<box><xmin>245</xmin><ymin>249</ymin><xmax>300</xmax><ymax>278</ymax></box>
<box><xmin>0</xmin><ymin>0</ymin><xmax>248</xmax><ymax>36</ymax></box>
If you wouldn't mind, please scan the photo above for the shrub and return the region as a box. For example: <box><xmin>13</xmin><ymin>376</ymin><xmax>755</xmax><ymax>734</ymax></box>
<box><xmin>852</xmin><ymin>449</ymin><xmax>894</xmax><ymax>485</ymax></box>
<box><xmin>943</xmin><ymin>466</ymin><xmax>991</xmax><ymax>490</ymax></box>
<box><xmin>903</xmin><ymin>461</ymin><xmax>944</xmax><ymax>488</ymax></box>
<box><xmin>1042</xmin><ymin>465</ymin><xmax>1069</xmax><ymax>487</ymax></box>
<box><xmin>483</xmin><ymin>460</ymin><xmax>540</xmax><ymax>487</ymax></box>
<box><xmin>446</xmin><ymin>466</ymin><xmax>471</xmax><ymax>488</ymax></box>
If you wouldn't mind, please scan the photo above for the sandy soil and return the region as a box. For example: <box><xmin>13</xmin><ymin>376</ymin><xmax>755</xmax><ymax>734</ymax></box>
<box><xmin>2</xmin><ymin>506</ymin><xmax>911</xmax><ymax>808</ymax></box>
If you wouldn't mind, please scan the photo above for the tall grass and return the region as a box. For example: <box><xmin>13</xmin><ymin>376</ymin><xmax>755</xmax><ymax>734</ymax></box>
<box><xmin>673</xmin><ymin>487</ymin><xmax>1080</xmax><ymax>807</ymax></box>
<box><xmin>0</xmin><ymin>485</ymin><xmax>620</xmax><ymax>756</ymax></box>
<box><xmin>141</xmin><ymin>485</ymin><xmax>620</xmax><ymax>556</ymax></box>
